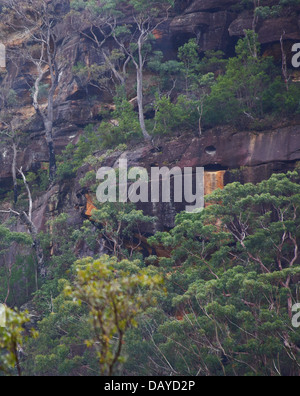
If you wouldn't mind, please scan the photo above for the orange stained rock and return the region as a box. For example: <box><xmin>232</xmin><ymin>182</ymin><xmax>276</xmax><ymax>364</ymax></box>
<box><xmin>292</xmin><ymin>70</ymin><xmax>300</xmax><ymax>83</ymax></box>
<box><xmin>85</xmin><ymin>194</ymin><xmax>97</xmax><ymax>217</ymax></box>
<box><xmin>153</xmin><ymin>29</ymin><xmax>163</xmax><ymax>40</ymax></box>
<box><xmin>41</xmin><ymin>162</ymin><xmax>49</xmax><ymax>171</ymax></box>
<box><xmin>204</xmin><ymin>171</ymin><xmax>225</xmax><ymax>194</ymax></box>
<box><xmin>204</xmin><ymin>171</ymin><xmax>226</xmax><ymax>207</ymax></box>
<box><xmin>175</xmin><ymin>311</ymin><xmax>184</xmax><ymax>321</ymax></box>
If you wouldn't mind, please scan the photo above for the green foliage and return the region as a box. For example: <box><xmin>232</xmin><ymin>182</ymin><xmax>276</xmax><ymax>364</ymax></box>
<box><xmin>231</xmin><ymin>0</ymin><xmax>300</xmax><ymax>14</ymax></box>
<box><xmin>178</xmin><ymin>39</ymin><xmax>201</xmax><ymax>93</ymax></box>
<box><xmin>0</xmin><ymin>88</ymin><xmax>18</xmax><ymax>108</ymax></box>
<box><xmin>148</xmin><ymin>51</ymin><xmax>183</xmax><ymax>93</ymax></box>
<box><xmin>98</xmin><ymin>95</ymin><xmax>142</xmax><ymax>148</ymax></box>
<box><xmin>178</xmin><ymin>39</ymin><xmax>215</xmax><ymax>98</ymax></box>
<box><xmin>65</xmin><ymin>255</ymin><xmax>163</xmax><ymax>375</ymax></box>
<box><xmin>256</xmin><ymin>0</ymin><xmax>300</xmax><ymax>18</ymax></box>
<box><xmin>18</xmin><ymin>169</ymin><xmax>50</xmax><ymax>198</ymax></box>
<box><xmin>24</xmin><ymin>233</ymin><xmax>162</xmax><ymax>376</ymax></box>
<box><xmin>204</xmin><ymin>31</ymin><xmax>272</xmax><ymax>125</ymax></box>
<box><xmin>124</xmin><ymin>172</ymin><xmax>300</xmax><ymax>376</ymax></box>
<box><xmin>203</xmin><ymin>31</ymin><xmax>300</xmax><ymax>127</ymax></box>
<box><xmin>23</xmin><ymin>279</ymin><xmax>96</xmax><ymax>376</ymax></box>
<box><xmin>148</xmin><ymin>40</ymin><xmax>217</xmax><ymax>136</ymax></box>
<box><xmin>69</xmin><ymin>10</ymin><xmax>300</xmax><ymax>140</ymax></box>
<box><xmin>46</xmin><ymin>214</ymin><xmax>77</xmax><ymax>278</ymax></box>
<box><xmin>0</xmin><ymin>226</ymin><xmax>32</xmax><ymax>248</ymax></box>
<box><xmin>0</xmin><ymin>307</ymin><xmax>33</xmax><ymax>376</ymax></box>
<box><xmin>263</xmin><ymin>77</ymin><xmax>300</xmax><ymax>115</ymax></box>
<box><xmin>79</xmin><ymin>170</ymin><xmax>97</xmax><ymax>189</ymax></box>
<box><xmin>0</xmin><ymin>226</ymin><xmax>33</xmax><ymax>307</ymax></box>
<box><xmin>90</xmin><ymin>202</ymin><xmax>155</xmax><ymax>259</ymax></box>
<box><xmin>0</xmin><ymin>255</ymin><xmax>36</xmax><ymax>308</ymax></box>
<box><xmin>128</xmin><ymin>0</ymin><xmax>174</xmax><ymax>13</ymax></box>
<box><xmin>40</xmin><ymin>214</ymin><xmax>77</xmax><ymax>283</ymax></box>
<box><xmin>32</xmin><ymin>214</ymin><xmax>77</xmax><ymax>317</ymax></box>
<box><xmin>72</xmin><ymin>48</ymin><xmax>126</xmax><ymax>96</ymax></box>
<box><xmin>2</xmin><ymin>171</ymin><xmax>299</xmax><ymax>377</ymax></box>
<box><xmin>56</xmin><ymin>125</ymin><xmax>102</xmax><ymax>181</ymax></box>
<box><xmin>6</xmin><ymin>90</ymin><xmax>18</xmax><ymax>108</ymax></box>
<box><xmin>1</xmin><ymin>0</ymin><xmax>300</xmax><ymax>378</ymax></box>
<box><xmin>56</xmin><ymin>100</ymin><xmax>140</xmax><ymax>177</ymax></box>
<box><xmin>198</xmin><ymin>51</ymin><xmax>227</xmax><ymax>75</ymax></box>
<box><xmin>30</xmin><ymin>84</ymin><xmax>49</xmax><ymax>101</ymax></box>
<box><xmin>153</xmin><ymin>95</ymin><xmax>201</xmax><ymax>135</ymax></box>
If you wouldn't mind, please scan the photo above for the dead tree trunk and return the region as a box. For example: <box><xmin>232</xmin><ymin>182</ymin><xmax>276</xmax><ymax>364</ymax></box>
<box><xmin>12</xmin><ymin>140</ymin><xmax>18</xmax><ymax>204</ymax></box>
<box><xmin>280</xmin><ymin>32</ymin><xmax>290</xmax><ymax>91</ymax></box>
<box><xmin>31</xmin><ymin>36</ymin><xmax>58</xmax><ymax>182</ymax></box>
<box><xmin>1</xmin><ymin>168</ymin><xmax>46</xmax><ymax>278</ymax></box>
<box><xmin>32</xmin><ymin>69</ymin><xmax>57</xmax><ymax>182</ymax></box>
<box><xmin>45</xmin><ymin>120</ymin><xmax>56</xmax><ymax>183</ymax></box>
<box><xmin>19</xmin><ymin>212</ymin><xmax>46</xmax><ymax>278</ymax></box>
<box><xmin>18</xmin><ymin>167</ymin><xmax>46</xmax><ymax>277</ymax></box>
<box><xmin>111</xmin><ymin>6</ymin><xmax>172</xmax><ymax>144</ymax></box>
<box><xmin>0</xmin><ymin>124</ymin><xmax>19</xmax><ymax>204</ymax></box>
<box><xmin>136</xmin><ymin>65</ymin><xmax>151</xmax><ymax>141</ymax></box>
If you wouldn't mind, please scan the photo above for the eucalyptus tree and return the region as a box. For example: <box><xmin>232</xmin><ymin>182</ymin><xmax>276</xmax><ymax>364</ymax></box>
<box><xmin>70</xmin><ymin>0</ymin><xmax>129</xmax><ymax>95</ymax></box>
<box><xmin>140</xmin><ymin>171</ymin><xmax>300</xmax><ymax>376</ymax></box>
<box><xmin>0</xmin><ymin>0</ymin><xmax>68</xmax><ymax>181</ymax></box>
<box><xmin>0</xmin><ymin>167</ymin><xmax>46</xmax><ymax>278</ymax></box>
<box><xmin>108</xmin><ymin>0</ymin><xmax>174</xmax><ymax>141</ymax></box>
<box><xmin>0</xmin><ymin>88</ymin><xmax>21</xmax><ymax>204</ymax></box>
<box><xmin>71</xmin><ymin>0</ymin><xmax>174</xmax><ymax>142</ymax></box>
<box><xmin>0</xmin><ymin>306</ymin><xmax>31</xmax><ymax>376</ymax></box>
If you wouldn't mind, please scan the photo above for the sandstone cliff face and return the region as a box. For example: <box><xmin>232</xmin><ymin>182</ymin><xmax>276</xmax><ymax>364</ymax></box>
<box><xmin>0</xmin><ymin>0</ymin><xmax>300</xmax><ymax>234</ymax></box>
<box><xmin>73</xmin><ymin>124</ymin><xmax>300</xmax><ymax>231</ymax></box>
<box><xmin>170</xmin><ymin>0</ymin><xmax>300</xmax><ymax>53</ymax></box>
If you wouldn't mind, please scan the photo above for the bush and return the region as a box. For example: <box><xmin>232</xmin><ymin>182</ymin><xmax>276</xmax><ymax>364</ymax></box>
<box><xmin>263</xmin><ymin>77</ymin><xmax>300</xmax><ymax>115</ymax></box>
<box><xmin>153</xmin><ymin>95</ymin><xmax>200</xmax><ymax>135</ymax></box>
<box><xmin>56</xmin><ymin>125</ymin><xmax>102</xmax><ymax>181</ymax></box>
<box><xmin>98</xmin><ymin>97</ymin><xmax>142</xmax><ymax>148</ymax></box>
<box><xmin>201</xmin><ymin>31</ymin><xmax>294</xmax><ymax>127</ymax></box>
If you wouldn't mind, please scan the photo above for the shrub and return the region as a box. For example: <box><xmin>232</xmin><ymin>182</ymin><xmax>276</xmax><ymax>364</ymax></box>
<box><xmin>153</xmin><ymin>95</ymin><xmax>200</xmax><ymax>135</ymax></box>
<box><xmin>98</xmin><ymin>97</ymin><xmax>142</xmax><ymax>148</ymax></box>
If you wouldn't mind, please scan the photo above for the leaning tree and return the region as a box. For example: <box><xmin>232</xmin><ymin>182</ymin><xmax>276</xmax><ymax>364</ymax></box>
<box><xmin>71</xmin><ymin>0</ymin><xmax>174</xmax><ymax>142</ymax></box>
<box><xmin>0</xmin><ymin>0</ymin><xmax>68</xmax><ymax>181</ymax></box>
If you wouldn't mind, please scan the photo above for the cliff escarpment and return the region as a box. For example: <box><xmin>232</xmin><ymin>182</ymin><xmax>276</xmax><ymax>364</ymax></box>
<box><xmin>0</xmin><ymin>1</ymin><xmax>300</xmax><ymax>377</ymax></box>
<box><xmin>0</xmin><ymin>0</ymin><xmax>300</xmax><ymax>235</ymax></box>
